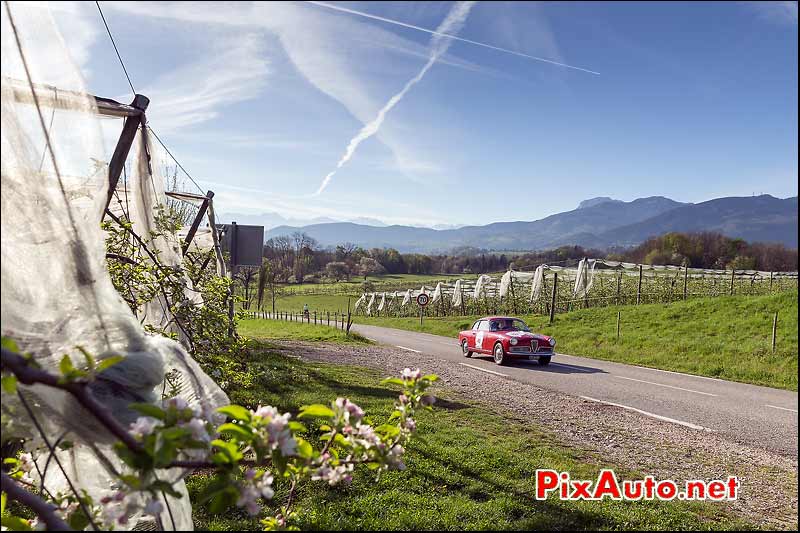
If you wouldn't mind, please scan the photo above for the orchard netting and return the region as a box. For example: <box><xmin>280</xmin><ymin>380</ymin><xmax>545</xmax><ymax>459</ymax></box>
<box><xmin>1</xmin><ymin>2</ymin><xmax>229</xmax><ymax>529</ymax></box>
<box><xmin>353</xmin><ymin>259</ymin><xmax>798</xmax><ymax>317</ymax></box>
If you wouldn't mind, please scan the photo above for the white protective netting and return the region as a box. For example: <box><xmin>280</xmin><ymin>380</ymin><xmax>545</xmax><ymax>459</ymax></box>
<box><xmin>1</xmin><ymin>3</ymin><xmax>227</xmax><ymax>530</ymax></box>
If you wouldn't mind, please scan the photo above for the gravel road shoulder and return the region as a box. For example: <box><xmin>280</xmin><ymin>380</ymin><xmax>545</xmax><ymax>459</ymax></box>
<box><xmin>269</xmin><ymin>340</ymin><xmax>798</xmax><ymax>530</ymax></box>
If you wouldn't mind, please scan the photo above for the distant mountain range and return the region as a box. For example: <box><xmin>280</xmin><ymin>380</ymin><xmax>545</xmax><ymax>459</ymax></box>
<box><xmin>258</xmin><ymin>194</ymin><xmax>797</xmax><ymax>253</ymax></box>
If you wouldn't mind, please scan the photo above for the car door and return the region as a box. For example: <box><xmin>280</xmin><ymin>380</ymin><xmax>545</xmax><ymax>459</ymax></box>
<box><xmin>475</xmin><ymin>320</ymin><xmax>491</xmax><ymax>353</ymax></box>
<box><xmin>466</xmin><ymin>320</ymin><xmax>482</xmax><ymax>350</ymax></box>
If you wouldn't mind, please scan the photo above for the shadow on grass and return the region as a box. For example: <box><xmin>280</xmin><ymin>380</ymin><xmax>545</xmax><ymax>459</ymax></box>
<box><xmin>411</xmin><ymin>445</ymin><xmax>649</xmax><ymax>530</ymax></box>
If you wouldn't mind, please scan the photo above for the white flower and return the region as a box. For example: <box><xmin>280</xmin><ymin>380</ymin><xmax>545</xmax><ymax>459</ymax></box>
<box><xmin>185</xmin><ymin>417</ymin><xmax>210</xmax><ymax>442</ymax></box>
<box><xmin>236</xmin><ymin>471</ymin><xmax>274</xmax><ymax>517</ymax></box>
<box><xmin>143</xmin><ymin>499</ymin><xmax>164</xmax><ymax>517</ymax></box>
<box><xmin>387</xmin><ymin>445</ymin><xmax>406</xmax><ymax>471</ymax></box>
<box><xmin>18</xmin><ymin>453</ymin><xmax>34</xmax><ymax>473</ymax></box>
<box><xmin>401</xmin><ymin>368</ymin><xmax>422</xmax><ymax>380</ymax></box>
<box><xmin>167</xmin><ymin>397</ymin><xmax>188</xmax><ymax>411</ymax></box>
<box><xmin>312</xmin><ymin>463</ymin><xmax>354</xmax><ymax>486</ymax></box>
<box><xmin>403</xmin><ymin>418</ymin><xmax>417</xmax><ymax>432</ymax></box>
<box><xmin>129</xmin><ymin>417</ymin><xmax>158</xmax><ymax>439</ymax></box>
<box><xmin>254</xmin><ymin>405</ymin><xmax>278</xmax><ymax>419</ymax></box>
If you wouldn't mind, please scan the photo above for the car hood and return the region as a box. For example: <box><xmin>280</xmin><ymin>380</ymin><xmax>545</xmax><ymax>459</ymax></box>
<box><xmin>500</xmin><ymin>331</ymin><xmax>552</xmax><ymax>342</ymax></box>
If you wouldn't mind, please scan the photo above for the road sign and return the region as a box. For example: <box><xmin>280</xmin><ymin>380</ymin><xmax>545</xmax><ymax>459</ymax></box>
<box><xmin>416</xmin><ymin>293</ymin><xmax>430</xmax><ymax>306</ymax></box>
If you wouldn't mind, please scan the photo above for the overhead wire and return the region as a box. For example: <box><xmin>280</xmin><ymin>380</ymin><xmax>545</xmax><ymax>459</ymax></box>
<box><xmin>94</xmin><ymin>1</ymin><xmax>205</xmax><ymax>195</ymax></box>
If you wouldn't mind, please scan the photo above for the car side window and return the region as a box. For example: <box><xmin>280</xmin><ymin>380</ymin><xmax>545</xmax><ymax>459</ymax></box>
<box><xmin>478</xmin><ymin>320</ymin><xmax>491</xmax><ymax>331</ymax></box>
<box><xmin>471</xmin><ymin>320</ymin><xmax>482</xmax><ymax>331</ymax></box>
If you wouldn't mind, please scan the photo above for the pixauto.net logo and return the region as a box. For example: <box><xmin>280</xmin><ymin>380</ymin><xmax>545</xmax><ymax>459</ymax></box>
<box><xmin>534</xmin><ymin>470</ymin><xmax>739</xmax><ymax>501</ymax></box>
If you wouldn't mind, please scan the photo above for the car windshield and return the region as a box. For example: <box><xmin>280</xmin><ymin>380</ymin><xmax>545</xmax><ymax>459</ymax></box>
<box><xmin>492</xmin><ymin>319</ymin><xmax>530</xmax><ymax>331</ymax></box>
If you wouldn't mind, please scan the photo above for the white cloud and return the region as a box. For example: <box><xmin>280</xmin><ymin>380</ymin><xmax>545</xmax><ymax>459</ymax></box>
<box><xmin>744</xmin><ymin>1</ymin><xmax>798</xmax><ymax>26</ymax></box>
<box><xmin>103</xmin><ymin>1</ymin><xmax>487</xmax><ymax>178</ymax></box>
<box><xmin>138</xmin><ymin>34</ymin><xmax>268</xmax><ymax>134</ymax></box>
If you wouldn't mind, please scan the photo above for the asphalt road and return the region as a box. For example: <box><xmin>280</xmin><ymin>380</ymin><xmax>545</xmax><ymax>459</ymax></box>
<box><xmin>349</xmin><ymin>323</ymin><xmax>799</xmax><ymax>456</ymax></box>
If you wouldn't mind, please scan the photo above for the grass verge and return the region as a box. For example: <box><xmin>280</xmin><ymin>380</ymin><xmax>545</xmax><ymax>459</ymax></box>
<box><xmin>353</xmin><ymin>291</ymin><xmax>798</xmax><ymax>390</ymax></box>
<box><xmin>237</xmin><ymin>318</ymin><xmax>370</xmax><ymax>344</ymax></box>
<box><xmin>188</xmin><ymin>340</ymin><xmax>752</xmax><ymax>531</ymax></box>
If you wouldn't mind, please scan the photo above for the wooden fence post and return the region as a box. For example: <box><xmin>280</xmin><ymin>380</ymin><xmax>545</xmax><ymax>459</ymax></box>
<box><xmin>730</xmin><ymin>269</ymin><xmax>735</xmax><ymax>296</ymax></box>
<box><xmin>772</xmin><ymin>311</ymin><xmax>778</xmax><ymax>353</ymax></box>
<box><xmin>549</xmin><ymin>272</ymin><xmax>558</xmax><ymax>324</ymax></box>
<box><xmin>683</xmin><ymin>263</ymin><xmax>689</xmax><ymax>300</ymax></box>
<box><xmin>616</xmin><ymin>271</ymin><xmax>621</xmax><ymax>305</ymax></box>
<box><xmin>616</xmin><ymin>311</ymin><xmax>621</xmax><ymax>340</ymax></box>
<box><xmin>327</xmin><ymin>311</ymin><xmax>330</xmax><ymax>326</ymax></box>
<box><xmin>636</xmin><ymin>265</ymin><xmax>643</xmax><ymax>305</ymax></box>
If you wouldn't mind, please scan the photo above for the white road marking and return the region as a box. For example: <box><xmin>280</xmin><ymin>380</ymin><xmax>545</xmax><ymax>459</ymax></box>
<box><xmin>613</xmin><ymin>375</ymin><xmax>718</xmax><ymax>397</ymax></box>
<box><xmin>579</xmin><ymin>395</ymin><xmax>712</xmax><ymax>432</ymax></box>
<box><xmin>458</xmin><ymin>363</ymin><xmax>509</xmax><ymax>377</ymax></box>
<box><xmin>395</xmin><ymin>345</ymin><xmax>421</xmax><ymax>353</ymax></box>
<box><xmin>557</xmin><ymin>353</ymin><xmax>730</xmax><ymax>383</ymax></box>
<box><xmin>765</xmin><ymin>404</ymin><xmax>798</xmax><ymax>413</ymax></box>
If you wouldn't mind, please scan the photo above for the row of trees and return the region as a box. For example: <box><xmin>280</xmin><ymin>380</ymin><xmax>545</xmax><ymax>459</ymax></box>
<box><xmin>259</xmin><ymin>231</ymin><xmax>797</xmax><ymax>287</ymax></box>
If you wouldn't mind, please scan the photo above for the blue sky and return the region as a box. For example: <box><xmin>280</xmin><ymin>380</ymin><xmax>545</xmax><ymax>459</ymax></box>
<box><xmin>48</xmin><ymin>1</ymin><xmax>798</xmax><ymax>226</ymax></box>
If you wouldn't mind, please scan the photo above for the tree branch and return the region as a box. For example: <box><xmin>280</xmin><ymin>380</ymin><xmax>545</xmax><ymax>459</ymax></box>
<box><xmin>1</xmin><ymin>472</ymin><xmax>72</xmax><ymax>531</ymax></box>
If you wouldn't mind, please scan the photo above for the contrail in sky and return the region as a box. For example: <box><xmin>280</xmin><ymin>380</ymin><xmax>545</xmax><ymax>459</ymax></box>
<box><xmin>308</xmin><ymin>0</ymin><xmax>600</xmax><ymax>75</ymax></box>
<box><xmin>314</xmin><ymin>1</ymin><xmax>477</xmax><ymax>196</ymax></box>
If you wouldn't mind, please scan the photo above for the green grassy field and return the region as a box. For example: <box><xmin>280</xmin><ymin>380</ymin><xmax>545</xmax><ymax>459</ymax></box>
<box><xmin>188</xmin><ymin>340</ymin><xmax>751</xmax><ymax>531</ymax></box>
<box><xmin>237</xmin><ymin>318</ymin><xmax>370</xmax><ymax>344</ymax></box>
<box><xmin>352</xmin><ymin>291</ymin><xmax>798</xmax><ymax>390</ymax></box>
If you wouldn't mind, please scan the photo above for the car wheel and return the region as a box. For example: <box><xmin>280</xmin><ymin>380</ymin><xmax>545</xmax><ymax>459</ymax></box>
<box><xmin>461</xmin><ymin>340</ymin><xmax>473</xmax><ymax>358</ymax></box>
<box><xmin>538</xmin><ymin>356</ymin><xmax>551</xmax><ymax>366</ymax></box>
<box><xmin>493</xmin><ymin>343</ymin><xmax>506</xmax><ymax>365</ymax></box>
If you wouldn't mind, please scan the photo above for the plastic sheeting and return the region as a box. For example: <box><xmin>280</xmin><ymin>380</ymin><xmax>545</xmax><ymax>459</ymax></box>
<box><xmin>353</xmin><ymin>294</ymin><xmax>366</xmax><ymax>312</ymax></box>
<box><xmin>451</xmin><ymin>279</ymin><xmax>463</xmax><ymax>308</ymax></box>
<box><xmin>377</xmin><ymin>292</ymin><xmax>386</xmax><ymax>312</ymax></box>
<box><xmin>401</xmin><ymin>289</ymin><xmax>412</xmax><ymax>306</ymax></box>
<box><xmin>431</xmin><ymin>282</ymin><xmax>442</xmax><ymax>303</ymax></box>
<box><xmin>1</xmin><ymin>3</ymin><xmax>227</xmax><ymax>529</ymax></box>
<box><xmin>530</xmin><ymin>265</ymin><xmax>546</xmax><ymax>302</ymax></box>
<box><xmin>366</xmin><ymin>293</ymin><xmax>376</xmax><ymax>315</ymax></box>
<box><xmin>573</xmin><ymin>259</ymin><xmax>596</xmax><ymax>298</ymax></box>
<box><xmin>473</xmin><ymin>275</ymin><xmax>492</xmax><ymax>299</ymax></box>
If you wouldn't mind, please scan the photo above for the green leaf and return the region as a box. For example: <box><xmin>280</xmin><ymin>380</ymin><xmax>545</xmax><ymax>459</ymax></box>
<box><xmin>150</xmin><ymin>480</ymin><xmax>183</xmax><ymax>499</ymax></box>
<box><xmin>59</xmin><ymin>354</ymin><xmax>75</xmax><ymax>376</ymax></box>
<box><xmin>1</xmin><ymin>516</ymin><xmax>32</xmax><ymax>531</ymax></box>
<box><xmin>217</xmin><ymin>405</ymin><xmax>252</xmax><ymax>422</ymax></box>
<box><xmin>1</xmin><ymin>491</ymin><xmax>6</xmax><ymax>515</ymax></box>
<box><xmin>160</xmin><ymin>427</ymin><xmax>191</xmax><ymax>441</ymax></box>
<box><xmin>57</xmin><ymin>440</ymin><xmax>74</xmax><ymax>450</ymax></box>
<box><xmin>211</xmin><ymin>439</ymin><xmax>243</xmax><ymax>463</ymax></box>
<box><xmin>295</xmin><ymin>438</ymin><xmax>314</xmax><ymax>460</ymax></box>
<box><xmin>97</xmin><ymin>355</ymin><xmax>124</xmax><ymax>372</ymax></box>
<box><xmin>380</xmin><ymin>377</ymin><xmax>405</xmax><ymax>387</ymax></box>
<box><xmin>67</xmin><ymin>509</ymin><xmax>90</xmax><ymax>531</ymax></box>
<box><xmin>130</xmin><ymin>403</ymin><xmax>166</xmax><ymax>420</ymax></box>
<box><xmin>298</xmin><ymin>404</ymin><xmax>334</xmax><ymax>419</ymax></box>
<box><xmin>375</xmin><ymin>424</ymin><xmax>400</xmax><ymax>438</ymax></box>
<box><xmin>1</xmin><ymin>337</ymin><xmax>20</xmax><ymax>353</ymax></box>
<box><xmin>218</xmin><ymin>423</ymin><xmax>253</xmax><ymax>440</ymax></box>
<box><xmin>288</xmin><ymin>421</ymin><xmax>307</xmax><ymax>433</ymax></box>
<box><xmin>1</xmin><ymin>375</ymin><xmax>17</xmax><ymax>394</ymax></box>
<box><xmin>76</xmin><ymin>346</ymin><xmax>95</xmax><ymax>371</ymax></box>
<box><xmin>422</xmin><ymin>374</ymin><xmax>439</xmax><ymax>382</ymax></box>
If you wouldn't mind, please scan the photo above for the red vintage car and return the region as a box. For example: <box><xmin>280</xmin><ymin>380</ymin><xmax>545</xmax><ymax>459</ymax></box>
<box><xmin>458</xmin><ymin>316</ymin><xmax>556</xmax><ymax>366</ymax></box>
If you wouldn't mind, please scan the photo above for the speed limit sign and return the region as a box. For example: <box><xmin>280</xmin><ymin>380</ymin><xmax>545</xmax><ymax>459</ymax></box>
<box><xmin>416</xmin><ymin>293</ymin><xmax>430</xmax><ymax>306</ymax></box>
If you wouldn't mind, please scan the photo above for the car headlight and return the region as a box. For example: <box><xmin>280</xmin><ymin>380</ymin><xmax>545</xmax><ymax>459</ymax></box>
<box><xmin>510</xmin><ymin>338</ymin><xmax>518</xmax><ymax>345</ymax></box>
<box><xmin>549</xmin><ymin>338</ymin><xmax>556</xmax><ymax>347</ymax></box>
